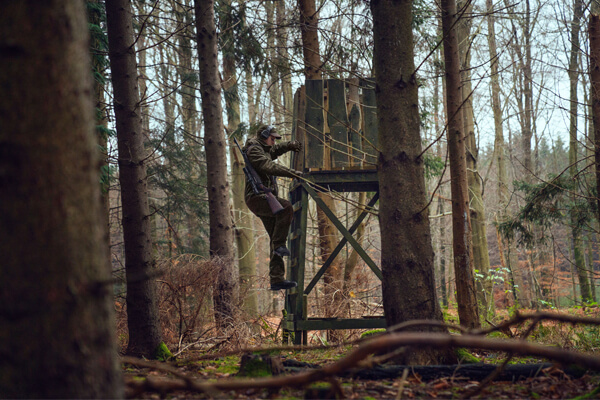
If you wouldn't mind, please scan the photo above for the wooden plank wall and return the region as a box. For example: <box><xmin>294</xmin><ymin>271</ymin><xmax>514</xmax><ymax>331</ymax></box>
<box><xmin>360</xmin><ymin>78</ymin><xmax>378</xmax><ymax>166</ymax></box>
<box><xmin>327</xmin><ymin>79</ymin><xmax>349</xmax><ymax>168</ymax></box>
<box><xmin>304</xmin><ymin>80</ymin><xmax>325</xmax><ymax>169</ymax></box>
<box><xmin>292</xmin><ymin>78</ymin><xmax>378</xmax><ymax>171</ymax></box>
<box><xmin>291</xmin><ymin>86</ymin><xmax>306</xmax><ymax>172</ymax></box>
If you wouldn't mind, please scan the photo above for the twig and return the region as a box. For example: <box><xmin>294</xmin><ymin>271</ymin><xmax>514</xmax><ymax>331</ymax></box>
<box><xmin>122</xmin><ymin>356</ymin><xmax>221</xmax><ymax>398</ymax></box>
<box><xmin>463</xmin><ymin>316</ymin><xmax>544</xmax><ymax>398</ymax></box>
<box><xmin>473</xmin><ymin>311</ymin><xmax>600</xmax><ymax>336</ymax></box>
<box><xmin>395</xmin><ymin>368</ymin><xmax>410</xmax><ymax>400</ymax></box>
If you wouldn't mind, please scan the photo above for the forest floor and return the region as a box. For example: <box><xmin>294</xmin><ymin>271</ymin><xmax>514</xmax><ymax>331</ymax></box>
<box><xmin>123</xmin><ymin>347</ymin><xmax>600</xmax><ymax>399</ymax></box>
<box><xmin>121</xmin><ymin>309</ymin><xmax>600</xmax><ymax>399</ymax></box>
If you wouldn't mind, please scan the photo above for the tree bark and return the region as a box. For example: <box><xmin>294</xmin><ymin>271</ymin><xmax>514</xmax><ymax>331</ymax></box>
<box><xmin>105</xmin><ymin>0</ymin><xmax>164</xmax><ymax>357</ymax></box>
<box><xmin>592</xmin><ymin>12</ymin><xmax>600</xmax><ymax>233</ymax></box>
<box><xmin>266</xmin><ymin>0</ymin><xmax>282</xmax><ymax>126</ymax></box>
<box><xmin>372</xmin><ymin>0</ymin><xmax>456</xmax><ymax>364</ymax></box>
<box><xmin>298</xmin><ymin>0</ymin><xmax>322</xmax><ymax>78</ymax></box>
<box><xmin>176</xmin><ymin>0</ymin><xmax>199</xmax><ymax>146</ymax></box>
<box><xmin>0</xmin><ymin>1</ymin><xmax>122</xmax><ymax>396</ymax></box>
<box><xmin>194</xmin><ymin>0</ymin><xmax>238</xmax><ymax>327</ymax></box>
<box><xmin>457</xmin><ymin>0</ymin><xmax>492</xmax><ymax>317</ymax></box>
<box><xmin>568</xmin><ymin>0</ymin><xmax>593</xmax><ymax>304</ymax></box>
<box><xmin>277</xmin><ymin>0</ymin><xmax>295</xmax><ymax>139</ymax></box>
<box><xmin>297</xmin><ymin>0</ymin><xmax>343</xmax><ymax>323</ymax></box>
<box><xmin>221</xmin><ymin>0</ymin><xmax>258</xmax><ymax>317</ymax></box>
<box><xmin>441</xmin><ymin>0</ymin><xmax>480</xmax><ymax>329</ymax></box>
<box><xmin>486</xmin><ymin>0</ymin><xmax>526</xmax><ymax>307</ymax></box>
<box><xmin>89</xmin><ymin>0</ymin><xmax>111</xmax><ymax>262</ymax></box>
<box><xmin>175</xmin><ymin>0</ymin><xmax>203</xmax><ymax>252</ymax></box>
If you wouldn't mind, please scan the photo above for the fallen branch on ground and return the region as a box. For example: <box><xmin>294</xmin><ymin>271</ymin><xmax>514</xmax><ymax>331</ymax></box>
<box><xmin>124</xmin><ymin>332</ymin><xmax>600</xmax><ymax>397</ymax></box>
<box><xmin>474</xmin><ymin>311</ymin><xmax>600</xmax><ymax>336</ymax></box>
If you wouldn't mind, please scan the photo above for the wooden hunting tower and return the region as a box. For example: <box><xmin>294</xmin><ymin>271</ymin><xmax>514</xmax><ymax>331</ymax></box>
<box><xmin>283</xmin><ymin>78</ymin><xmax>385</xmax><ymax>344</ymax></box>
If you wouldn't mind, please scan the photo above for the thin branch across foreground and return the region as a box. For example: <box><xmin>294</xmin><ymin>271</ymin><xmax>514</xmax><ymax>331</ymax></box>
<box><xmin>124</xmin><ymin>328</ymin><xmax>600</xmax><ymax>397</ymax></box>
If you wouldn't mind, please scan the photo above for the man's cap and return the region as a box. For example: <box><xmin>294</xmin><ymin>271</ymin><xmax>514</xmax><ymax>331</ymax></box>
<box><xmin>259</xmin><ymin>125</ymin><xmax>282</xmax><ymax>139</ymax></box>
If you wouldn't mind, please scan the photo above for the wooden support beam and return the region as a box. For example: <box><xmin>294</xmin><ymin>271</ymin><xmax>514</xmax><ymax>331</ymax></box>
<box><xmin>304</xmin><ymin>192</ymin><xmax>380</xmax><ymax>295</ymax></box>
<box><xmin>301</xmin><ymin>181</ymin><xmax>383</xmax><ymax>280</ymax></box>
<box><xmin>283</xmin><ymin>317</ymin><xmax>386</xmax><ymax>331</ymax></box>
<box><xmin>307</xmin><ymin>169</ymin><xmax>379</xmax><ymax>192</ymax></box>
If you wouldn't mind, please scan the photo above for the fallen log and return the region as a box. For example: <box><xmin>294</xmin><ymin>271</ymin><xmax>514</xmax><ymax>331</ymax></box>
<box><xmin>342</xmin><ymin>363</ymin><xmax>587</xmax><ymax>381</ymax></box>
<box><xmin>283</xmin><ymin>360</ymin><xmax>587</xmax><ymax>381</ymax></box>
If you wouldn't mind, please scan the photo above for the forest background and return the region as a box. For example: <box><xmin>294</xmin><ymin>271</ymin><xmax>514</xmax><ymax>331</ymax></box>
<box><xmin>3</xmin><ymin>0</ymin><xmax>600</xmax><ymax>397</ymax></box>
<box><xmin>103</xmin><ymin>0</ymin><xmax>598</xmax><ymax>329</ymax></box>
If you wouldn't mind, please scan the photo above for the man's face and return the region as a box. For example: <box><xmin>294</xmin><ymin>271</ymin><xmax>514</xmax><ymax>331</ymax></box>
<box><xmin>265</xmin><ymin>135</ymin><xmax>276</xmax><ymax>146</ymax></box>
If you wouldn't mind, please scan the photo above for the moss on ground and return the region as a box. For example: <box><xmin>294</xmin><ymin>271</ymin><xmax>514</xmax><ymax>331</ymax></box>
<box><xmin>455</xmin><ymin>348</ymin><xmax>480</xmax><ymax>363</ymax></box>
<box><xmin>153</xmin><ymin>342</ymin><xmax>173</xmax><ymax>361</ymax></box>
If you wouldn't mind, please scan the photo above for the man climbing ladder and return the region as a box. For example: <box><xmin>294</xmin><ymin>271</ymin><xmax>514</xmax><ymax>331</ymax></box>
<box><xmin>242</xmin><ymin>124</ymin><xmax>303</xmax><ymax>290</ymax></box>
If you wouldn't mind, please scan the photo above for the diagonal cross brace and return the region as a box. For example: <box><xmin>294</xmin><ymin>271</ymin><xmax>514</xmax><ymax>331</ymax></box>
<box><xmin>302</xmin><ymin>182</ymin><xmax>382</xmax><ymax>295</ymax></box>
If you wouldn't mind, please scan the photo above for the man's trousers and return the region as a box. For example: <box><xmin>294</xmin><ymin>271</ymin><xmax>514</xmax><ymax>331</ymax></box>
<box><xmin>246</xmin><ymin>195</ymin><xmax>293</xmax><ymax>284</ymax></box>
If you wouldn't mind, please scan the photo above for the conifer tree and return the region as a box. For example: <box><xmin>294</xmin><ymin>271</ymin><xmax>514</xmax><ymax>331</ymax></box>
<box><xmin>0</xmin><ymin>1</ymin><xmax>122</xmax><ymax>396</ymax></box>
<box><xmin>106</xmin><ymin>0</ymin><xmax>166</xmax><ymax>358</ymax></box>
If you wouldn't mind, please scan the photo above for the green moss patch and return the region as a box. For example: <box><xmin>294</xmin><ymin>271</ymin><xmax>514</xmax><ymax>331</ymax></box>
<box><xmin>153</xmin><ymin>342</ymin><xmax>174</xmax><ymax>361</ymax></box>
<box><xmin>456</xmin><ymin>348</ymin><xmax>480</xmax><ymax>364</ymax></box>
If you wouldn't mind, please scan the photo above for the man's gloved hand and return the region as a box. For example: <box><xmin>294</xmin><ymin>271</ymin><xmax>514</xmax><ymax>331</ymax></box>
<box><xmin>288</xmin><ymin>140</ymin><xmax>302</xmax><ymax>152</ymax></box>
<box><xmin>293</xmin><ymin>170</ymin><xmax>304</xmax><ymax>178</ymax></box>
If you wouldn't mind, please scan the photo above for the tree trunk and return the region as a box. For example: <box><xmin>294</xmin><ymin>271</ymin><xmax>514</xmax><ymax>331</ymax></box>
<box><xmin>105</xmin><ymin>0</ymin><xmax>164</xmax><ymax>358</ymax></box>
<box><xmin>521</xmin><ymin>0</ymin><xmax>534</xmax><ymax>179</ymax></box>
<box><xmin>441</xmin><ymin>0</ymin><xmax>480</xmax><ymax>329</ymax></box>
<box><xmin>0</xmin><ymin>1</ymin><xmax>122</xmax><ymax>396</ymax></box>
<box><xmin>176</xmin><ymin>0</ymin><xmax>199</xmax><ymax>146</ymax></box>
<box><xmin>372</xmin><ymin>0</ymin><xmax>456</xmax><ymax>364</ymax></box>
<box><xmin>175</xmin><ymin>0</ymin><xmax>203</xmax><ymax>252</ymax></box>
<box><xmin>266</xmin><ymin>0</ymin><xmax>282</xmax><ymax>126</ymax></box>
<box><xmin>586</xmin><ymin>234</ymin><xmax>597</xmax><ymax>302</ymax></box>
<box><xmin>89</xmin><ymin>0</ymin><xmax>111</xmax><ymax>261</ymax></box>
<box><xmin>457</xmin><ymin>0</ymin><xmax>492</xmax><ymax>317</ymax></box>
<box><xmin>503</xmin><ymin>0</ymin><xmax>538</xmax><ymax>307</ymax></box>
<box><xmin>568</xmin><ymin>0</ymin><xmax>593</xmax><ymax>304</ymax></box>
<box><xmin>277</xmin><ymin>0</ymin><xmax>295</xmax><ymax>139</ymax></box>
<box><xmin>221</xmin><ymin>0</ymin><xmax>258</xmax><ymax>317</ymax></box>
<box><xmin>432</xmin><ymin>45</ymin><xmax>448</xmax><ymax>309</ymax></box>
<box><xmin>297</xmin><ymin>0</ymin><xmax>343</xmax><ymax>323</ymax></box>
<box><xmin>437</xmin><ymin>197</ymin><xmax>449</xmax><ymax>307</ymax></box>
<box><xmin>298</xmin><ymin>0</ymin><xmax>322</xmax><ymax>78</ymax></box>
<box><xmin>194</xmin><ymin>0</ymin><xmax>238</xmax><ymax>327</ymax></box>
<box><xmin>591</xmin><ymin>12</ymin><xmax>600</xmax><ymax>232</ymax></box>
<box><xmin>486</xmin><ymin>0</ymin><xmax>527</xmax><ymax>308</ymax></box>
